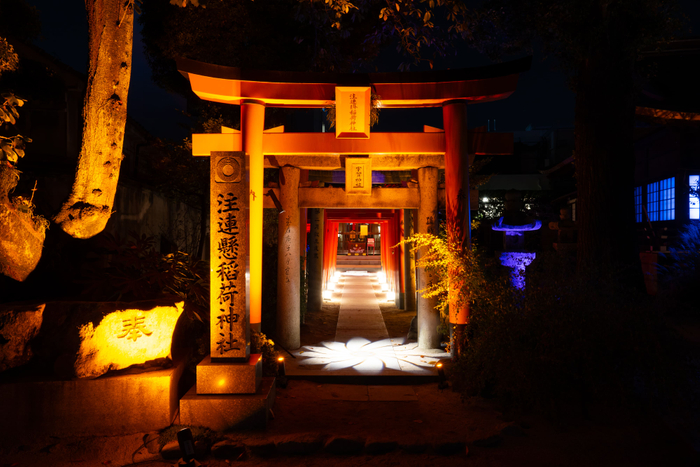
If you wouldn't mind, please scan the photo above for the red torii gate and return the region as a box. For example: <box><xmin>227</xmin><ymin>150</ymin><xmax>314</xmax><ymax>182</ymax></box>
<box><xmin>322</xmin><ymin>209</ymin><xmax>402</xmax><ymax>295</ymax></box>
<box><xmin>178</xmin><ymin>56</ymin><xmax>530</xmax><ymax>350</ymax></box>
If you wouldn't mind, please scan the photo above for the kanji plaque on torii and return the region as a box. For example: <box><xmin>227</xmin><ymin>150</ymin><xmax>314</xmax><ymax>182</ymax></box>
<box><xmin>336</xmin><ymin>86</ymin><xmax>371</xmax><ymax>139</ymax></box>
<box><xmin>210</xmin><ymin>152</ymin><xmax>250</xmax><ymax>360</ymax></box>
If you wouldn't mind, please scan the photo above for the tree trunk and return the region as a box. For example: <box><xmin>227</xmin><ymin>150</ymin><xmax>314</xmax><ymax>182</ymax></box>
<box><xmin>574</xmin><ymin>40</ymin><xmax>643</xmax><ymax>288</ymax></box>
<box><xmin>54</xmin><ymin>0</ymin><xmax>133</xmax><ymax>239</ymax></box>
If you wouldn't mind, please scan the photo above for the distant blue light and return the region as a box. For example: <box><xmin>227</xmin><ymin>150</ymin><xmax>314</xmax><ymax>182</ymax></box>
<box><xmin>372</xmin><ymin>172</ymin><xmax>385</xmax><ymax>184</ymax></box>
<box><xmin>690</xmin><ymin>175</ymin><xmax>699</xmax><ymax>220</ymax></box>
<box><xmin>634</xmin><ymin>186</ymin><xmax>642</xmax><ymax>223</ymax></box>
<box><xmin>499</xmin><ymin>252</ymin><xmax>536</xmax><ymax>290</ymax></box>
<box><xmin>646</xmin><ymin>177</ymin><xmax>675</xmax><ymax>221</ymax></box>
<box><xmin>491</xmin><ymin>218</ymin><xmax>542</xmax><ymax>231</ymax></box>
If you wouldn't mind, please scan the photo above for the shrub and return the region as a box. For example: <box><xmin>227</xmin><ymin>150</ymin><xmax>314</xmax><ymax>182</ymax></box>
<box><xmin>81</xmin><ymin>232</ymin><xmax>209</xmax><ymax>323</ymax></box>
<box><xmin>251</xmin><ymin>331</ymin><xmax>278</xmax><ymax>376</ymax></box>
<box><xmin>658</xmin><ymin>221</ymin><xmax>700</xmax><ymax>311</ymax></box>
<box><xmin>450</xmin><ymin>253</ymin><xmax>683</xmax><ymax>415</ymax></box>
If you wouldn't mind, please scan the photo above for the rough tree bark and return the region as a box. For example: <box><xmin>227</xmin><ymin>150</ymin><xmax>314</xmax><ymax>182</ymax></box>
<box><xmin>574</xmin><ymin>24</ymin><xmax>643</xmax><ymax>287</ymax></box>
<box><xmin>53</xmin><ymin>0</ymin><xmax>133</xmax><ymax>238</ymax></box>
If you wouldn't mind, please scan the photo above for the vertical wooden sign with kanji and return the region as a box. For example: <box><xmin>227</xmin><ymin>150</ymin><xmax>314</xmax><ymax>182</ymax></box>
<box><xmin>210</xmin><ymin>151</ymin><xmax>250</xmax><ymax>361</ymax></box>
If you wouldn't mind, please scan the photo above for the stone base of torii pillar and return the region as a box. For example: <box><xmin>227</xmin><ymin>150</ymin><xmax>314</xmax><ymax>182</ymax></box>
<box><xmin>179</xmin><ymin>151</ymin><xmax>275</xmax><ymax>431</ymax></box>
<box><xmin>179</xmin><ymin>361</ymin><xmax>275</xmax><ymax>431</ymax></box>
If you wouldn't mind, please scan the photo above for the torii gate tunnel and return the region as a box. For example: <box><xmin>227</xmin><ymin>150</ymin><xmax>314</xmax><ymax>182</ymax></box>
<box><xmin>178</xmin><ymin>56</ymin><xmax>531</xmax><ymax>354</ymax></box>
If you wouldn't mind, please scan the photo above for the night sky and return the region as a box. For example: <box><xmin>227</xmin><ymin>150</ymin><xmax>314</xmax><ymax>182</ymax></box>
<box><xmin>24</xmin><ymin>0</ymin><xmax>700</xmax><ymax>140</ymax></box>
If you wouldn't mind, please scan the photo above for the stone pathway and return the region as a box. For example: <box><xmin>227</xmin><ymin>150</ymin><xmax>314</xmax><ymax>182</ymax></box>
<box><xmin>335</xmin><ymin>271</ymin><xmax>389</xmax><ymax>343</ymax></box>
<box><xmin>287</xmin><ymin>271</ymin><xmax>448</xmax><ymax>378</ymax></box>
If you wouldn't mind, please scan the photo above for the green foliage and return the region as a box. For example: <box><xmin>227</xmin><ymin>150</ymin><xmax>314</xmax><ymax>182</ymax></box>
<box><xmin>449</xmin><ymin>253</ymin><xmax>684</xmax><ymax>415</ymax></box>
<box><xmin>324</xmin><ymin>92</ymin><xmax>382</xmax><ymax>130</ymax></box>
<box><xmin>0</xmin><ymin>38</ymin><xmax>18</xmax><ymax>76</ymax></box>
<box><xmin>157</xmin><ymin>425</ymin><xmax>221</xmax><ymax>450</ymax></box>
<box><xmin>0</xmin><ymin>93</ymin><xmax>30</xmax><ymax>164</ymax></box>
<box><xmin>0</xmin><ymin>0</ymin><xmax>41</xmax><ymax>43</ymax></box>
<box><xmin>81</xmin><ymin>232</ymin><xmax>209</xmax><ymax>323</ymax></box>
<box><xmin>373</xmin><ymin>0</ymin><xmax>469</xmax><ymax>69</ymax></box>
<box><xmin>461</xmin><ymin>0</ymin><xmax>685</xmax><ymax>75</ymax></box>
<box><xmin>145</xmin><ymin>136</ymin><xmax>209</xmax><ymax>206</ymax></box>
<box><xmin>658</xmin><ymin>222</ymin><xmax>700</xmax><ymax>308</ymax></box>
<box><xmin>251</xmin><ymin>331</ymin><xmax>279</xmax><ymax>376</ymax></box>
<box><xmin>0</xmin><ymin>88</ymin><xmax>46</xmax><ymax>233</ymax></box>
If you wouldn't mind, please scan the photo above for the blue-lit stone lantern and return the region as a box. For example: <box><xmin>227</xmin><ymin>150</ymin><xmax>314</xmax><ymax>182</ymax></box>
<box><xmin>491</xmin><ymin>190</ymin><xmax>541</xmax><ymax>289</ymax></box>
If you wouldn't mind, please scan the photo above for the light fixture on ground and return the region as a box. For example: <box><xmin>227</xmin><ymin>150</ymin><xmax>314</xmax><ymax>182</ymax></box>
<box><xmin>277</xmin><ymin>356</ymin><xmax>288</xmax><ymax>388</ymax></box>
<box><xmin>176</xmin><ymin>428</ymin><xmax>198</xmax><ymax>467</ymax></box>
<box><xmin>437</xmin><ymin>362</ymin><xmax>448</xmax><ymax>390</ymax></box>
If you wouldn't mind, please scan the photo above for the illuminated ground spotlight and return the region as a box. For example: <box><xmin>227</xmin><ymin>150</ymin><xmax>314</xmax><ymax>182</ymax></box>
<box><xmin>385</xmin><ymin>291</ymin><xmax>395</xmax><ymax>302</ymax></box>
<box><xmin>322</xmin><ymin>289</ymin><xmax>332</xmax><ymax>300</ymax></box>
<box><xmin>276</xmin><ymin>356</ymin><xmax>287</xmax><ymax>388</ymax></box>
<box><xmin>277</xmin><ymin>356</ymin><xmax>286</xmax><ymax>376</ymax></box>
<box><xmin>437</xmin><ymin>362</ymin><xmax>448</xmax><ymax>389</ymax></box>
<box><xmin>377</xmin><ymin>271</ymin><xmax>386</xmax><ymax>284</ymax></box>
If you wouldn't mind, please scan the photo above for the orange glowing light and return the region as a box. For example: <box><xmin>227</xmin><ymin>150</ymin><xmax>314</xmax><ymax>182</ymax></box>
<box><xmin>436</xmin><ymin>362</ymin><xmax>443</xmax><ymax>368</ymax></box>
<box><xmin>74</xmin><ymin>302</ymin><xmax>184</xmax><ymax>378</ymax></box>
<box><xmin>277</xmin><ymin>356</ymin><xmax>284</xmax><ymax>362</ymax></box>
<box><xmin>335</xmin><ymin>86</ymin><xmax>371</xmax><ymax>139</ymax></box>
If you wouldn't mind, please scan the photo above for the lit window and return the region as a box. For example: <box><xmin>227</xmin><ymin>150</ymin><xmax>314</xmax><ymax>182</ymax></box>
<box><xmin>690</xmin><ymin>175</ymin><xmax>700</xmax><ymax>220</ymax></box>
<box><xmin>646</xmin><ymin>177</ymin><xmax>675</xmax><ymax>221</ymax></box>
<box><xmin>634</xmin><ymin>186</ymin><xmax>643</xmax><ymax>223</ymax></box>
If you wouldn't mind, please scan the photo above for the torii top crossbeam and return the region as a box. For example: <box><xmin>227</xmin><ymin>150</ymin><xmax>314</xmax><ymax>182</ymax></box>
<box><xmin>177</xmin><ymin>57</ymin><xmax>531</xmax><ymax>108</ymax></box>
<box><xmin>178</xmin><ymin>56</ymin><xmax>530</xmax><ymax>336</ymax></box>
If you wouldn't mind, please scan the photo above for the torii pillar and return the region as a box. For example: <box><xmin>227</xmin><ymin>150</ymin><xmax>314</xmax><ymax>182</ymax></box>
<box><xmin>277</xmin><ymin>166</ymin><xmax>301</xmax><ymax>349</ymax></box>
<box><xmin>242</xmin><ymin>100</ymin><xmax>265</xmax><ymax>332</ymax></box>
<box><xmin>417</xmin><ymin>167</ymin><xmax>440</xmax><ymax>349</ymax></box>
<box><xmin>443</xmin><ymin>101</ymin><xmax>470</xmax><ymax>356</ymax></box>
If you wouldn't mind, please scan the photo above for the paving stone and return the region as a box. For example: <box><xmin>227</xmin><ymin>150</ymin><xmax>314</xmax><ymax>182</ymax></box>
<box><xmin>364</xmin><ymin>439</ymin><xmax>398</xmax><ymax>455</ymax></box>
<box><xmin>368</xmin><ymin>385</ymin><xmax>417</xmax><ymax>401</ymax></box>
<box><xmin>324</xmin><ymin>436</ymin><xmax>366</xmax><ymax>455</ymax></box>
<box><xmin>211</xmin><ymin>440</ymin><xmax>246</xmax><ymax>460</ymax></box>
<box><xmin>472</xmin><ymin>434</ymin><xmax>503</xmax><ymax>448</ymax></box>
<box><xmin>160</xmin><ymin>440</ymin><xmax>181</xmax><ymax>460</ymax></box>
<box><xmin>400</xmin><ymin>442</ymin><xmax>430</xmax><ymax>454</ymax></box>
<box><xmin>194</xmin><ymin>439</ymin><xmax>210</xmax><ymax>458</ymax></box>
<box><xmin>434</xmin><ymin>440</ymin><xmax>466</xmax><ymax>455</ymax></box>
<box><xmin>275</xmin><ymin>433</ymin><xmax>325</xmax><ymax>455</ymax></box>
<box><xmin>143</xmin><ymin>432</ymin><xmax>160</xmax><ymax>454</ymax></box>
<box><xmin>500</xmin><ymin>423</ymin><xmax>527</xmax><ymax>437</ymax></box>
<box><xmin>245</xmin><ymin>438</ymin><xmax>276</xmax><ymax>457</ymax></box>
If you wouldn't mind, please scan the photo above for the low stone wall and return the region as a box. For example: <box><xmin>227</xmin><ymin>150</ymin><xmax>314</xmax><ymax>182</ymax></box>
<box><xmin>0</xmin><ymin>359</ymin><xmax>186</xmax><ymax>440</ymax></box>
<box><xmin>0</xmin><ymin>299</ymin><xmax>189</xmax><ymax>439</ymax></box>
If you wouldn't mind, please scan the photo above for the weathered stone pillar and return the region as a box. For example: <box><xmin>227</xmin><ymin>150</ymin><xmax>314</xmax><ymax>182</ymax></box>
<box><xmin>307</xmin><ymin>208</ymin><xmax>324</xmax><ymax>312</ymax></box>
<box><xmin>299</xmin><ymin>170</ymin><xmax>309</xmax><ymax>274</ymax></box>
<box><xmin>241</xmin><ymin>100</ymin><xmax>265</xmax><ymax>333</ymax></box>
<box><xmin>277</xmin><ymin>166</ymin><xmax>301</xmax><ymax>349</ymax></box>
<box><xmin>417</xmin><ymin>167</ymin><xmax>440</xmax><ymax>349</ymax></box>
<box><xmin>443</xmin><ymin>100</ymin><xmax>470</xmax><ymax>356</ymax></box>
<box><xmin>403</xmin><ymin>209</ymin><xmax>417</xmax><ymax>312</ymax></box>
